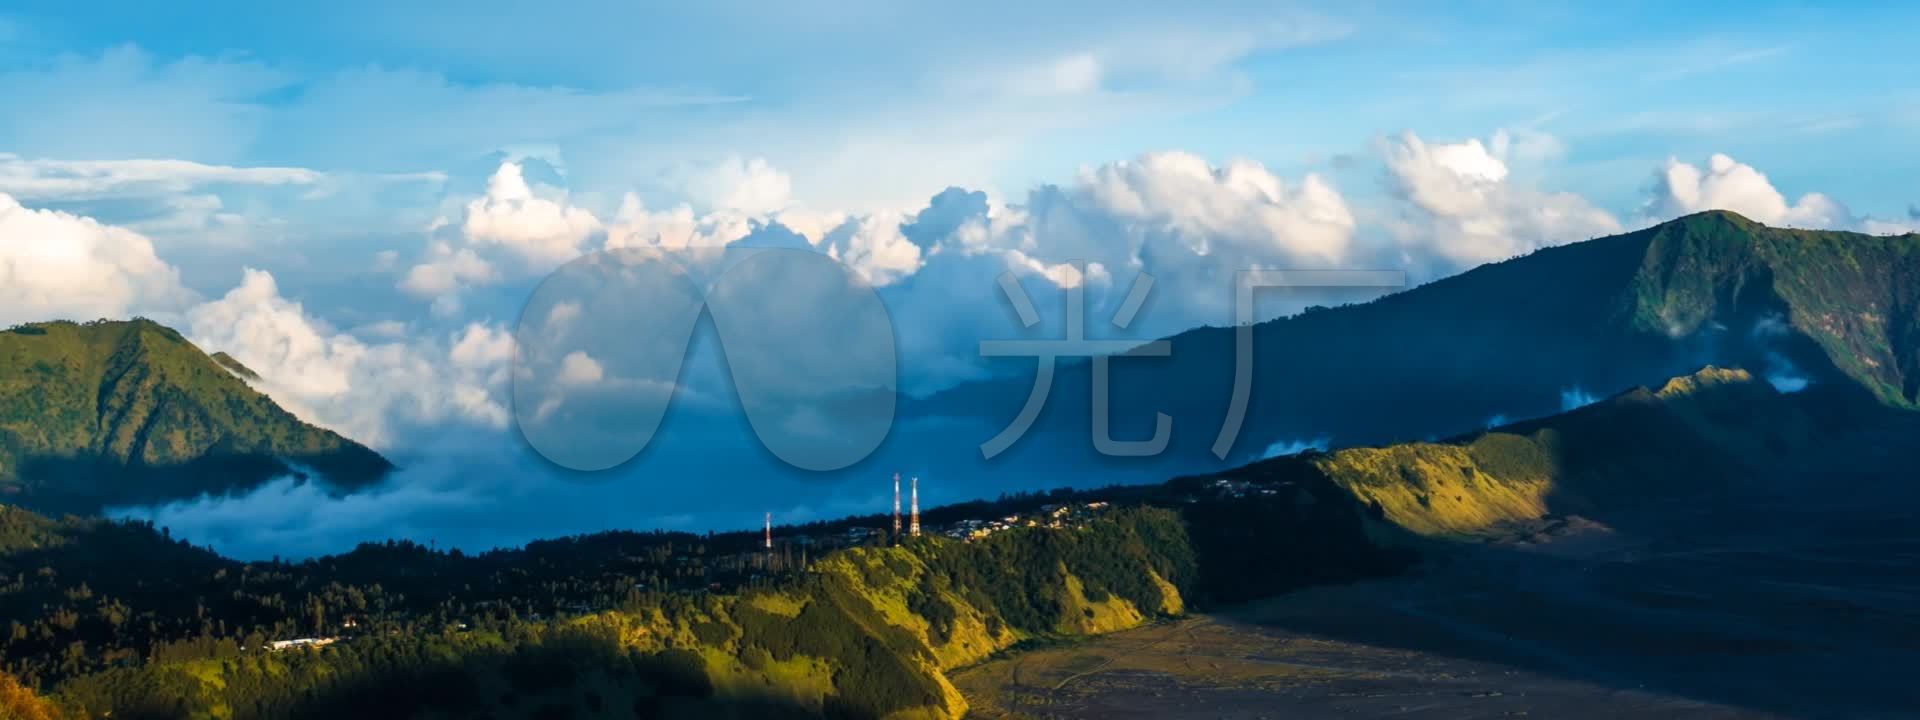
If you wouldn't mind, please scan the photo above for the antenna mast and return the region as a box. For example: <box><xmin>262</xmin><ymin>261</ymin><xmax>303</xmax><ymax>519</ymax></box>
<box><xmin>909</xmin><ymin>477</ymin><xmax>921</xmax><ymax>537</ymax></box>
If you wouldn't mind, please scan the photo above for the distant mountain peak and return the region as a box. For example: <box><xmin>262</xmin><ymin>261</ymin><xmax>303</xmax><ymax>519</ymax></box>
<box><xmin>1669</xmin><ymin>208</ymin><xmax>1760</xmax><ymax>229</ymax></box>
<box><xmin>0</xmin><ymin>318</ymin><xmax>389</xmax><ymax>515</ymax></box>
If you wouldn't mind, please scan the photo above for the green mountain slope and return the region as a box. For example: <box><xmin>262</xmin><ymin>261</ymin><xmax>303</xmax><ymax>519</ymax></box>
<box><xmin>915</xmin><ymin>211</ymin><xmax>1920</xmax><ymax>469</ymax></box>
<box><xmin>0</xmin><ymin>319</ymin><xmax>390</xmax><ymax>514</ymax></box>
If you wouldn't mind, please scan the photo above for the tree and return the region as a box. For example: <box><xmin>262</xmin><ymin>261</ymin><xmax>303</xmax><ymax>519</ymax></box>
<box><xmin>0</xmin><ymin>671</ymin><xmax>61</xmax><ymax>720</ymax></box>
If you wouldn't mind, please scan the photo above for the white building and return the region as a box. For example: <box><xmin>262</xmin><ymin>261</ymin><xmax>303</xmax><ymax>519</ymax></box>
<box><xmin>266</xmin><ymin>637</ymin><xmax>341</xmax><ymax>652</ymax></box>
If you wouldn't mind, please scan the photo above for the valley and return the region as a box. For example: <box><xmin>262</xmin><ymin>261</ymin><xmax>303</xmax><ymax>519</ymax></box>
<box><xmin>957</xmin><ymin>480</ymin><xmax>1920</xmax><ymax>719</ymax></box>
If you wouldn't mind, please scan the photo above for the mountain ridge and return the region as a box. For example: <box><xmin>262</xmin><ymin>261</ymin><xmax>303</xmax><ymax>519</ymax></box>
<box><xmin>908</xmin><ymin>211</ymin><xmax>1920</xmax><ymax>475</ymax></box>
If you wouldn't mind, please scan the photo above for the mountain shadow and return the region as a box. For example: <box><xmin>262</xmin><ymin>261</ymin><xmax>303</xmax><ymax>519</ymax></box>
<box><xmin>1183</xmin><ymin>366</ymin><xmax>1920</xmax><ymax>718</ymax></box>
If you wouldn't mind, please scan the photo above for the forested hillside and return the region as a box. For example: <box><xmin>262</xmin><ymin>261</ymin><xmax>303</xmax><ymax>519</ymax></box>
<box><xmin>1630</xmin><ymin>212</ymin><xmax>1920</xmax><ymax>405</ymax></box>
<box><xmin>1</xmin><ymin>488</ymin><xmax>1409</xmax><ymax>719</ymax></box>
<box><xmin>0</xmin><ymin>319</ymin><xmax>390</xmax><ymax>514</ymax></box>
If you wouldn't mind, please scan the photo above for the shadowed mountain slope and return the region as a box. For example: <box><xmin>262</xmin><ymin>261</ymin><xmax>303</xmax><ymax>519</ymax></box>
<box><xmin>914</xmin><ymin>211</ymin><xmax>1920</xmax><ymax>473</ymax></box>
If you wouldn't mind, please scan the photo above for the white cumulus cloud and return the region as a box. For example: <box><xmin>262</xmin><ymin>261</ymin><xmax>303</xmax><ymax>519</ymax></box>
<box><xmin>189</xmin><ymin>268</ymin><xmax>513</xmax><ymax>448</ymax></box>
<box><xmin>0</xmin><ymin>193</ymin><xmax>195</xmax><ymax>326</ymax></box>
<box><xmin>675</xmin><ymin>155</ymin><xmax>795</xmax><ymax>215</ymax></box>
<box><xmin>1072</xmin><ymin>151</ymin><xmax>1356</xmax><ymax>266</ymax></box>
<box><xmin>603</xmin><ymin>193</ymin><xmax>757</xmax><ymax>250</ymax></box>
<box><xmin>819</xmin><ymin>211</ymin><xmax>923</xmax><ymax>286</ymax></box>
<box><xmin>556</xmin><ymin>350</ymin><xmax>605</xmax><ymax>387</ymax></box>
<box><xmin>398</xmin><ymin>161</ymin><xmax>605</xmax><ymax>301</ymax></box>
<box><xmin>399</xmin><ymin>241</ymin><xmax>496</xmax><ymax>297</ymax></box>
<box><xmin>1642</xmin><ymin>153</ymin><xmax>1849</xmax><ymax>229</ymax></box>
<box><xmin>1381</xmin><ymin>130</ymin><xmax>1622</xmax><ymax>276</ymax></box>
<box><xmin>461</xmin><ymin>161</ymin><xmax>600</xmax><ymax>267</ymax></box>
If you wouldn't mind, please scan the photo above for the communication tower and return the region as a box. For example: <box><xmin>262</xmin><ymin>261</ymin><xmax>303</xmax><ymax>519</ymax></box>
<box><xmin>909</xmin><ymin>477</ymin><xmax>921</xmax><ymax>537</ymax></box>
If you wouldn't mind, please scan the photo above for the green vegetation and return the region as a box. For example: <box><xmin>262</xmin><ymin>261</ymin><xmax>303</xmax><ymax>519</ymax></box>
<box><xmin>0</xmin><ymin>319</ymin><xmax>389</xmax><ymax>514</ymax></box>
<box><xmin>1622</xmin><ymin>210</ymin><xmax>1920</xmax><ymax>407</ymax></box>
<box><xmin>0</xmin><ymin>670</ymin><xmax>61</xmax><ymax>720</ymax></box>
<box><xmin>1306</xmin><ymin>434</ymin><xmax>1555</xmax><ymax>537</ymax></box>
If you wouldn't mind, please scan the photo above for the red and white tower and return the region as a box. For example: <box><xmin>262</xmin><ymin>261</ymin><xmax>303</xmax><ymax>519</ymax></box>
<box><xmin>909</xmin><ymin>477</ymin><xmax>921</xmax><ymax>537</ymax></box>
<box><xmin>764</xmin><ymin>512</ymin><xmax>772</xmax><ymax>550</ymax></box>
<box><xmin>892</xmin><ymin>472</ymin><xmax>902</xmax><ymax>539</ymax></box>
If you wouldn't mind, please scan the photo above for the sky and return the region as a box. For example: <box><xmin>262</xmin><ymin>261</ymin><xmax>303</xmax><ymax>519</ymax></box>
<box><xmin>1</xmin><ymin>1</ymin><xmax>1916</xmax><ymax>558</ymax></box>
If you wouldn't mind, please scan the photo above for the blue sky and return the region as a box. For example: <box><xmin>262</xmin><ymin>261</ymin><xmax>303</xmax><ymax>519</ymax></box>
<box><xmin>4</xmin><ymin>0</ymin><xmax>1915</xmax><ymax>212</ymax></box>
<box><xmin>2</xmin><ymin>1</ymin><xmax>1917</xmax><ymax>556</ymax></box>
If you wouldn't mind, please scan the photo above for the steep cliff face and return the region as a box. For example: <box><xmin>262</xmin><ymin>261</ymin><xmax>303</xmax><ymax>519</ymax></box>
<box><xmin>1621</xmin><ymin>211</ymin><xmax>1920</xmax><ymax>407</ymax></box>
<box><xmin>0</xmin><ymin>319</ymin><xmax>389</xmax><ymax>513</ymax></box>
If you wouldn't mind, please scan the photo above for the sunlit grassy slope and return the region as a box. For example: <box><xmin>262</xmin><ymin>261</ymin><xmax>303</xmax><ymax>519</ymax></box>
<box><xmin>41</xmin><ymin>508</ymin><xmax>1213</xmax><ymax>720</ymax></box>
<box><xmin>1296</xmin><ymin>366</ymin><xmax>1822</xmax><ymax>537</ymax></box>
